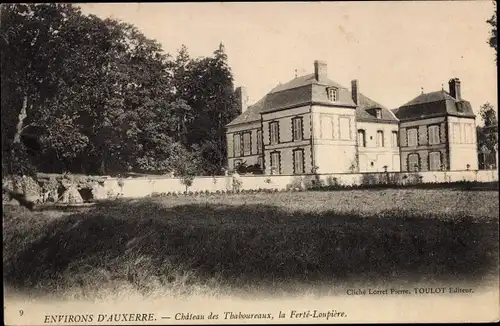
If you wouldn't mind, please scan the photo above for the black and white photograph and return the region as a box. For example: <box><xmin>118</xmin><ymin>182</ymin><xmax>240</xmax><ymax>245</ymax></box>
<box><xmin>2</xmin><ymin>1</ymin><xmax>499</xmax><ymax>324</ymax></box>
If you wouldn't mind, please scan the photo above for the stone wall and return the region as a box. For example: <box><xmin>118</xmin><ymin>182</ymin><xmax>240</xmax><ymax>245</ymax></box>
<box><xmin>100</xmin><ymin>169</ymin><xmax>499</xmax><ymax>198</ymax></box>
<box><xmin>4</xmin><ymin>170</ymin><xmax>497</xmax><ymax>203</ymax></box>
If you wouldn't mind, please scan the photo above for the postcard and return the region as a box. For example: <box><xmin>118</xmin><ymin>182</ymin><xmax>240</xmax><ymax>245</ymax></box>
<box><xmin>2</xmin><ymin>1</ymin><xmax>499</xmax><ymax>325</ymax></box>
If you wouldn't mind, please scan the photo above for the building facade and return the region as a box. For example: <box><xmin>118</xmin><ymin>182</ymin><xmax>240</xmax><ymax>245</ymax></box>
<box><xmin>226</xmin><ymin>61</ymin><xmax>478</xmax><ymax>175</ymax></box>
<box><xmin>393</xmin><ymin>78</ymin><xmax>478</xmax><ymax>172</ymax></box>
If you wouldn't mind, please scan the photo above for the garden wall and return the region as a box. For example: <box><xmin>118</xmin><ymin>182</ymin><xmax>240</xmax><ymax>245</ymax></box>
<box><xmin>101</xmin><ymin>169</ymin><xmax>499</xmax><ymax>198</ymax></box>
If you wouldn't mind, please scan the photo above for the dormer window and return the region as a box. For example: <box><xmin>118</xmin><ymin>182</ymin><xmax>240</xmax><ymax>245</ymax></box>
<box><xmin>375</xmin><ymin>108</ymin><xmax>382</xmax><ymax>119</ymax></box>
<box><xmin>327</xmin><ymin>87</ymin><xmax>338</xmax><ymax>102</ymax></box>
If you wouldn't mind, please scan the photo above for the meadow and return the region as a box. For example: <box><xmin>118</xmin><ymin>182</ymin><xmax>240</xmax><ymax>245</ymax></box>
<box><xmin>3</xmin><ymin>184</ymin><xmax>499</xmax><ymax>300</ymax></box>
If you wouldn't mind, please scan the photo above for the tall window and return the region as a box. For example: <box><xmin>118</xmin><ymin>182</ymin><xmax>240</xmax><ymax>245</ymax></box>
<box><xmin>428</xmin><ymin>152</ymin><xmax>441</xmax><ymax>171</ymax></box>
<box><xmin>328</xmin><ymin>87</ymin><xmax>338</xmax><ymax>102</ymax></box>
<box><xmin>407</xmin><ymin>128</ymin><xmax>418</xmax><ymax>147</ymax></box>
<box><xmin>391</xmin><ymin>131</ymin><xmax>398</xmax><ymax>147</ymax></box>
<box><xmin>321</xmin><ymin>115</ymin><xmax>334</xmax><ymax>139</ymax></box>
<box><xmin>233</xmin><ymin>134</ymin><xmax>241</xmax><ymax>157</ymax></box>
<box><xmin>269</xmin><ymin>122</ymin><xmax>279</xmax><ymax>145</ymax></box>
<box><xmin>293</xmin><ymin>149</ymin><xmax>305</xmax><ymax>174</ymax></box>
<box><xmin>376</xmin><ymin>130</ymin><xmax>384</xmax><ymax>147</ymax></box>
<box><xmin>358</xmin><ymin>130</ymin><xmax>366</xmax><ymax>147</ymax></box>
<box><xmin>270</xmin><ymin>151</ymin><xmax>281</xmax><ymax>175</ymax></box>
<box><xmin>243</xmin><ymin>132</ymin><xmax>251</xmax><ymax>156</ymax></box>
<box><xmin>339</xmin><ymin>117</ymin><xmax>351</xmax><ymax>140</ymax></box>
<box><xmin>453</xmin><ymin>123</ymin><xmax>461</xmax><ymax>143</ymax></box>
<box><xmin>464</xmin><ymin>124</ymin><xmax>472</xmax><ymax>144</ymax></box>
<box><xmin>256</xmin><ymin>129</ymin><xmax>262</xmax><ymax>153</ymax></box>
<box><xmin>292</xmin><ymin>117</ymin><xmax>303</xmax><ymax>141</ymax></box>
<box><xmin>407</xmin><ymin>153</ymin><xmax>420</xmax><ymax>172</ymax></box>
<box><xmin>428</xmin><ymin>125</ymin><xmax>440</xmax><ymax>145</ymax></box>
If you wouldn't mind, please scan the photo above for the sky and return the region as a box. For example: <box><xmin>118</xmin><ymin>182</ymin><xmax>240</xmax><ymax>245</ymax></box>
<box><xmin>79</xmin><ymin>1</ymin><xmax>497</xmax><ymax>119</ymax></box>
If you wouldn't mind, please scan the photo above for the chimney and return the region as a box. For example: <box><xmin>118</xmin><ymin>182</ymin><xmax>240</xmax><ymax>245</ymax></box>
<box><xmin>234</xmin><ymin>86</ymin><xmax>248</xmax><ymax>114</ymax></box>
<box><xmin>314</xmin><ymin>60</ymin><xmax>327</xmax><ymax>82</ymax></box>
<box><xmin>351</xmin><ymin>79</ymin><xmax>360</xmax><ymax>105</ymax></box>
<box><xmin>448</xmin><ymin>78</ymin><xmax>461</xmax><ymax>100</ymax></box>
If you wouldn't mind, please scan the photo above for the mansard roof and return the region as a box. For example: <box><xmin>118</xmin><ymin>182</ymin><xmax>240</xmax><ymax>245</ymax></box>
<box><xmin>261</xmin><ymin>74</ymin><xmax>356</xmax><ymax>113</ymax></box>
<box><xmin>393</xmin><ymin>90</ymin><xmax>475</xmax><ymax>121</ymax></box>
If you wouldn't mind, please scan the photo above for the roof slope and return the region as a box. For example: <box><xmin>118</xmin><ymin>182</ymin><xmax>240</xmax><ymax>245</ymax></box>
<box><xmin>226</xmin><ymin>94</ymin><xmax>266</xmax><ymax>126</ymax></box>
<box><xmin>262</xmin><ymin>74</ymin><xmax>356</xmax><ymax>113</ymax></box>
<box><xmin>356</xmin><ymin>93</ymin><xmax>398</xmax><ymax>123</ymax></box>
<box><xmin>394</xmin><ymin>90</ymin><xmax>475</xmax><ymax>120</ymax></box>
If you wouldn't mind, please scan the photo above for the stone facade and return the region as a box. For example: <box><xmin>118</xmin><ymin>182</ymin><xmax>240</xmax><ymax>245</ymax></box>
<box><xmin>227</xmin><ymin>62</ymin><xmax>479</xmax><ymax>175</ymax></box>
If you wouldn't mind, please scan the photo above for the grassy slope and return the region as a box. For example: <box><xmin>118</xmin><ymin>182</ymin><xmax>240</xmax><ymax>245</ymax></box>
<box><xmin>3</xmin><ymin>188</ymin><xmax>499</xmax><ymax>299</ymax></box>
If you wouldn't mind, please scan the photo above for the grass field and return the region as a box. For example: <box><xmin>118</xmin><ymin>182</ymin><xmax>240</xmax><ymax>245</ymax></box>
<box><xmin>3</xmin><ymin>185</ymin><xmax>499</xmax><ymax>300</ymax></box>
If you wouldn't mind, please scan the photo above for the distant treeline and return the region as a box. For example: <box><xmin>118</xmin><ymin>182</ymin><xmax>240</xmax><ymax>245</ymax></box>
<box><xmin>1</xmin><ymin>3</ymin><xmax>239</xmax><ymax>177</ymax></box>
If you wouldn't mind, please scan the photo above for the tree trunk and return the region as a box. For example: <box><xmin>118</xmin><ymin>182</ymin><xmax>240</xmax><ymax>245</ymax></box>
<box><xmin>13</xmin><ymin>95</ymin><xmax>28</xmax><ymax>144</ymax></box>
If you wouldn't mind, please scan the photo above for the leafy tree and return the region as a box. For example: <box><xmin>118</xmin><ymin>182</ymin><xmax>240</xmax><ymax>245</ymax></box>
<box><xmin>476</xmin><ymin>103</ymin><xmax>498</xmax><ymax>168</ymax></box>
<box><xmin>487</xmin><ymin>1</ymin><xmax>497</xmax><ymax>64</ymax></box>
<box><xmin>175</xmin><ymin>43</ymin><xmax>239</xmax><ymax>175</ymax></box>
<box><xmin>2</xmin><ymin>4</ymin><xmax>238</xmax><ymax>177</ymax></box>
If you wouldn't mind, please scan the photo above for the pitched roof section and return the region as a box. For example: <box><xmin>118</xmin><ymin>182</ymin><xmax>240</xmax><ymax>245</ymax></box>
<box><xmin>226</xmin><ymin>94</ymin><xmax>266</xmax><ymax>126</ymax></box>
<box><xmin>262</xmin><ymin>74</ymin><xmax>356</xmax><ymax>113</ymax></box>
<box><xmin>394</xmin><ymin>90</ymin><xmax>475</xmax><ymax>121</ymax></box>
<box><xmin>356</xmin><ymin>93</ymin><xmax>399</xmax><ymax>123</ymax></box>
<box><xmin>268</xmin><ymin>73</ymin><xmax>344</xmax><ymax>94</ymax></box>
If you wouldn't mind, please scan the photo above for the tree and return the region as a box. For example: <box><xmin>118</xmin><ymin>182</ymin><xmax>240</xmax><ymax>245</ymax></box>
<box><xmin>476</xmin><ymin>103</ymin><xmax>498</xmax><ymax>168</ymax></box>
<box><xmin>487</xmin><ymin>1</ymin><xmax>497</xmax><ymax>64</ymax></box>
<box><xmin>174</xmin><ymin>43</ymin><xmax>239</xmax><ymax>175</ymax></box>
<box><xmin>479</xmin><ymin>102</ymin><xmax>498</xmax><ymax>127</ymax></box>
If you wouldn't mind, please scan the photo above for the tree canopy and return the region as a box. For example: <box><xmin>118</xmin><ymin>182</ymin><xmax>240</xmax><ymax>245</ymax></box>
<box><xmin>487</xmin><ymin>1</ymin><xmax>497</xmax><ymax>64</ymax></box>
<box><xmin>1</xmin><ymin>3</ymin><xmax>239</xmax><ymax>177</ymax></box>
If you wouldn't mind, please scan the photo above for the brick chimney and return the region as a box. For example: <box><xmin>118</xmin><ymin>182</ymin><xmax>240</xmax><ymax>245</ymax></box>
<box><xmin>448</xmin><ymin>78</ymin><xmax>461</xmax><ymax>100</ymax></box>
<box><xmin>234</xmin><ymin>86</ymin><xmax>248</xmax><ymax>114</ymax></box>
<box><xmin>314</xmin><ymin>60</ymin><xmax>327</xmax><ymax>82</ymax></box>
<box><xmin>351</xmin><ymin>79</ymin><xmax>360</xmax><ymax>105</ymax></box>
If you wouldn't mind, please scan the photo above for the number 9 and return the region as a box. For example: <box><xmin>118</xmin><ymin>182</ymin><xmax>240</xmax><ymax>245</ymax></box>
<box><xmin>19</xmin><ymin>310</ymin><xmax>24</xmax><ymax>316</ymax></box>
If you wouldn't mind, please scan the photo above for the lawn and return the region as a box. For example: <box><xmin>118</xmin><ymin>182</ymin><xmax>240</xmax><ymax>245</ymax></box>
<box><xmin>3</xmin><ymin>187</ymin><xmax>499</xmax><ymax>300</ymax></box>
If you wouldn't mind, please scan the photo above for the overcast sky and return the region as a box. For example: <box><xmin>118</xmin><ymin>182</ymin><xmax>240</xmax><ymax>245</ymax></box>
<box><xmin>79</xmin><ymin>2</ymin><xmax>497</xmax><ymax>118</ymax></box>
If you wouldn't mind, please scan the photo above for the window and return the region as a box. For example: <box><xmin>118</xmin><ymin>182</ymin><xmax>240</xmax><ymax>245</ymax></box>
<box><xmin>293</xmin><ymin>149</ymin><xmax>305</xmax><ymax>174</ymax></box>
<box><xmin>453</xmin><ymin>123</ymin><xmax>461</xmax><ymax>143</ymax></box>
<box><xmin>233</xmin><ymin>134</ymin><xmax>241</xmax><ymax>157</ymax></box>
<box><xmin>256</xmin><ymin>130</ymin><xmax>262</xmax><ymax>153</ymax></box>
<box><xmin>407</xmin><ymin>128</ymin><xmax>418</xmax><ymax>147</ymax></box>
<box><xmin>269</xmin><ymin>122</ymin><xmax>279</xmax><ymax>145</ymax></box>
<box><xmin>464</xmin><ymin>124</ymin><xmax>472</xmax><ymax>144</ymax></box>
<box><xmin>339</xmin><ymin>117</ymin><xmax>351</xmax><ymax>140</ymax></box>
<box><xmin>376</xmin><ymin>130</ymin><xmax>384</xmax><ymax>147</ymax></box>
<box><xmin>243</xmin><ymin>132</ymin><xmax>251</xmax><ymax>155</ymax></box>
<box><xmin>292</xmin><ymin>117</ymin><xmax>303</xmax><ymax>141</ymax></box>
<box><xmin>270</xmin><ymin>151</ymin><xmax>281</xmax><ymax>175</ymax></box>
<box><xmin>428</xmin><ymin>125</ymin><xmax>440</xmax><ymax>145</ymax></box>
<box><xmin>407</xmin><ymin>153</ymin><xmax>420</xmax><ymax>172</ymax></box>
<box><xmin>428</xmin><ymin>152</ymin><xmax>441</xmax><ymax>171</ymax></box>
<box><xmin>327</xmin><ymin>87</ymin><xmax>338</xmax><ymax>102</ymax></box>
<box><xmin>358</xmin><ymin>130</ymin><xmax>366</xmax><ymax>147</ymax></box>
<box><xmin>391</xmin><ymin>131</ymin><xmax>398</xmax><ymax>147</ymax></box>
<box><xmin>321</xmin><ymin>115</ymin><xmax>334</xmax><ymax>139</ymax></box>
<box><xmin>375</xmin><ymin>109</ymin><xmax>382</xmax><ymax>119</ymax></box>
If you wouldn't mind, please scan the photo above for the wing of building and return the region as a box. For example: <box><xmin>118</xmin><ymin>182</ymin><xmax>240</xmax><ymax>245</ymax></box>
<box><xmin>226</xmin><ymin>61</ymin><xmax>478</xmax><ymax>175</ymax></box>
<box><xmin>393</xmin><ymin>78</ymin><xmax>478</xmax><ymax>172</ymax></box>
